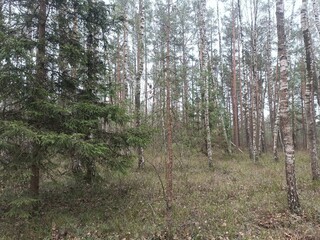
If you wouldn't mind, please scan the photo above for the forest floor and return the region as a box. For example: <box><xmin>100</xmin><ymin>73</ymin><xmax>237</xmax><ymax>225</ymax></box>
<box><xmin>1</xmin><ymin>148</ymin><xmax>320</xmax><ymax>239</ymax></box>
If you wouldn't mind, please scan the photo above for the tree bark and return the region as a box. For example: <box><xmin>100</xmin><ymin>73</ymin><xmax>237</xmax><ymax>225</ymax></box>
<box><xmin>231</xmin><ymin>0</ymin><xmax>239</xmax><ymax>148</ymax></box>
<box><xmin>301</xmin><ymin>0</ymin><xmax>320</xmax><ymax>180</ymax></box>
<box><xmin>136</xmin><ymin>0</ymin><xmax>145</xmax><ymax>169</ymax></box>
<box><xmin>165</xmin><ymin>0</ymin><xmax>173</xmax><ymax>238</ymax></box>
<box><xmin>30</xmin><ymin>0</ymin><xmax>47</xmax><ymax>197</ymax></box>
<box><xmin>250</xmin><ymin>0</ymin><xmax>258</xmax><ymax>162</ymax></box>
<box><xmin>199</xmin><ymin>0</ymin><xmax>213</xmax><ymax>168</ymax></box>
<box><xmin>276</xmin><ymin>0</ymin><xmax>300</xmax><ymax>213</ymax></box>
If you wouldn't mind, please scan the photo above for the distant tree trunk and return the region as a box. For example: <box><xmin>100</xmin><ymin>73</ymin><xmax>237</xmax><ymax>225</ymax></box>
<box><xmin>276</xmin><ymin>0</ymin><xmax>300</xmax><ymax>213</ymax></box>
<box><xmin>251</xmin><ymin>70</ymin><xmax>258</xmax><ymax>161</ymax></box>
<box><xmin>0</xmin><ymin>0</ymin><xmax>3</xmax><ymax>21</ymax></box>
<box><xmin>301</xmin><ymin>0</ymin><xmax>320</xmax><ymax>180</ymax></box>
<box><xmin>182</xmin><ymin>23</ymin><xmax>189</xmax><ymax>128</ymax></box>
<box><xmin>136</xmin><ymin>0</ymin><xmax>145</xmax><ymax>169</ymax></box>
<box><xmin>84</xmin><ymin>0</ymin><xmax>97</xmax><ymax>183</ymax></box>
<box><xmin>165</xmin><ymin>0</ymin><xmax>173</xmax><ymax>238</ymax></box>
<box><xmin>259</xmin><ymin>80</ymin><xmax>266</xmax><ymax>153</ymax></box>
<box><xmin>231</xmin><ymin>0</ymin><xmax>239</xmax><ymax>148</ymax></box>
<box><xmin>123</xmin><ymin>8</ymin><xmax>129</xmax><ymax>103</ymax></box>
<box><xmin>266</xmin><ymin>0</ymin><xmax>274</xmax><ymax>142</ymax></box>
<box><xmin>30</xmin><ymin>0</ymin><xmax>47</xmax><ymax>197</ymax></box>
<box><xmin>273</xmin><ymin>61</ymin><xmax>280</xmax><ymax>161</ymax></box>
<box><xmin>273</xmin><ymin>104</ymin><xmax>280</xmax><ymax>161</ymax></box>
<box><xmin>244</xmin><ymin>72</ymin><xmax>253</xmax><ymax>158</ymax></box>
<box><xmin>217</xmin><ymin>1</ymin><xmax>231</xmax><ymax>154</ymax></box>
<box><xmin>250</xmin><ymin>0</ymin><xmax>258</xmax><ymax>161</ymax></box>
<box><xmin>144</xmin><ymin>14</ymin><xmax>148</xmax><ymax>118</ymax></box>
<box><xmin>199</xmin><ymin>0</ymin><xmax>213</xmax><ymax>168</ymax></box>
<box><xmin>115</xmin><ymin>33</ymin><xmax>121</xmax><ymax>104</ymax></box>
<box><xmin>237</xmin><ymin>23</ymin><xmax>243</xmax><ymax>148</ymax></box>
<box><xmin>300</xmin><ymin>61</ymin><xmax>308</xmax><ymax>149</ymax></box>
<box><xmin>312</xmin><ymin>0</ymin><xmax>320</xmax><ymax>105</ymax></box>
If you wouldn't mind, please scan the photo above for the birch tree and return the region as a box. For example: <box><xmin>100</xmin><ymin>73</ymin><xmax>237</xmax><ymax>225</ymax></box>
<box><xmin>276</xmin><ymin>0</ymin><xmax>300</xmax><ymax>213</ymax></box>
<box><xmin>199</xmin><ymin>0</ymin><xmax>213</xmax><ymax>168</ymax></box>
<box><xmin>301</xmin><ymin>0</ymin><xmax>320</xmax><ymax>180</ymax></box>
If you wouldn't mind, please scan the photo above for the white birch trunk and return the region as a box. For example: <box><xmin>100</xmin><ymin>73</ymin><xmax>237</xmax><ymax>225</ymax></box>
<box><xmin>276</xmin><ymin>0</ymin><xmax>300</xmax><ymax>213</ymax></box>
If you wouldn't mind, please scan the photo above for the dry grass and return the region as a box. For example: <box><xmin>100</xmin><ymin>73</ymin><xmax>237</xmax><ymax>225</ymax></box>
<box><xmin>1</xmin><ymin>148</ymin><xmax>320</xmax><ymax>239</ymax></box>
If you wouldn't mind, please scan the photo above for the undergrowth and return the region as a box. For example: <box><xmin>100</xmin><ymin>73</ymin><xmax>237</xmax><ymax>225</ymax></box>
<box><xmin>0</xmin><ymin>149</ymin><xmax>320</xmax><ymax>239</ymax></box>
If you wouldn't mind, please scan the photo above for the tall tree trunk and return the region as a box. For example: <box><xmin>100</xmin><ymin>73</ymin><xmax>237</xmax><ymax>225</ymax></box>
<box><xmin>266</xmin><ymin>0</ymin><xmax>274</xmax><ymax>148</ymax></box>
<box><xmin>144</xmin><ymin>30</ymin><xmax>148</xmax><ymax>118</ymax></box>
<box><xmin>273</xmin><ymin>61</ymin><xmax>280</xmax><ymax>161</ymax></box>
<box><xmin>312</xmin><ymin>0</ymin><xmax>320</xmax><ymax>105</ymax></box>
<box><xmin>165</xmin><ymin>0</ymin><xmax>173</xmax><ymax>238</ymax></box>
<box><xmin>182</xmin><ymin>22</ymin><xmax>189</xmax><ymax>128</ymax></box>
<box><xmin>123</xmin><ymin>8</ymin><xmax>129</xmax><ymax>103</ymax></box>
<box><xmin>30</xmin><ymin>0</ymin><xmax>47</xmax><ymax>197</ymax></box>
<box><xmin>84</xmin><ymin>0</ymin><xmax>97</xmax><ymax>183</ymax></box>
<box><xmin>231</xmin><ymin>0</ymin><xmax>239</xmax><ymax>148</ymax></box>
<box><xmin>244</xmin><ymin>71</ymin><xmax>253</xmax><ymax>158</ymax></box>
<box><xmin>250</xmin><ymin>0</ymin><xmax>258</xmax><ymax>162</ymax></box>
<box><xmin>259</xmin><ymin>78</ymin><xmax>266</xmax><ymax>153</ymax></box>
<box><xmin>301</xmin><ymin>0</ymin><xmax>320</xmax><ymax>180</ymax></box>
<box><xmin>199</xmin><ymin>0</ymin><xmax>213</xmax><ymax>167</ymax></box>
<box><xmin>276</xmin><ymin>0</ymin><xmax>300</xmax><ymax>213</ymax></box>
<box><xmin>300</xmin><ymin>60</ymin><xmax>308</xmax><ymax>150</ymax></box>
<box><xmin>136</xmin><ymin>0</ymin><xmax>145</xmax><ymax>169</ymax></box>
<box><xmin>217</xmin><ymin>1</ymin><xmax>232</xmax><ymax>154</ymax></box>
<box><xmin>0</xmin><ymin>0</ymin><xmax>3</xmax><ymax>21</ymax></box>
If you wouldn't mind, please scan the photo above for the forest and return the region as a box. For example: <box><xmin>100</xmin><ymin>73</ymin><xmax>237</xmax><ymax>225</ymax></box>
<box><xmin>0</xmin><ymin>0</ymin><xmax>320</xmax><ymax>239</ymax></box>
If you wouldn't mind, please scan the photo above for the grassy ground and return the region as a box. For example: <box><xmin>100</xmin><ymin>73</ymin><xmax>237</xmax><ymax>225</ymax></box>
<box><xmin>1</xmin><ymin>148</ymin><xmax>320</xmax><ymax>239</ymax></box>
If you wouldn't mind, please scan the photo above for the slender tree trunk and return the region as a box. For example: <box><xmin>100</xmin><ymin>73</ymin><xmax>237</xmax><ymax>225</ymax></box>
<box><xmin>300</xmin><ymin>60</ymin><xmax>308</xmax><ymax>150</ymax></box>
<box><xmin>199</xmin><ymin>0</ymin><xmax>213</xmax><ymax>167</ymax></box>
<box><xmin>165</xmin><ymin>0</ymin><xmax>173</xmax><ymax>238</ymax></box>
<box><xmin>273</xmin><ymin>61</ymin><xmax>280</xmax><ymax>160</ymax></box>
<box><xmin>266</xmin><ymin>0</ymin><xmax>274</xmax><ymax>147</ymax></box>
<box><xmin>217</xmin><ymin>1</ymin><xmax>231</xmax><ymax>154</ymax></box>
<box><xmin>0</xmin><ymin>0</ymin><xmax>3</xmax><ymax>21</ymax></box>
<box><xmin>312</xmin><ymin>0</ymin><xmax>320</xmax><ymax>105</ymax></box>
<box><xmin>276</xmin><ymin>0</ymin><xmax>300</xmax><ymax>213</ymax></box>
<box><xmin>231</xmin><ymin>0</ymin><xmax>239</xmax><ymax>148</ymax></box>
<box><xmin>84</xmin><ymin>0</ymin><xmax>97</xmax><ymax>183</ymax></box>
<box><xmin>144</xmin><ymin>9</ymin><xmax>148</xmax><ymax>117</ymax></box>
<box><xmin>250</xmin><ymin>0</ymin><xmax>258</xmax><ymax>161</ymax></box>
<box><xmin>136</xmin><ymin>0</ymin><xmax>145</xmax><ymax>169</ymax></box>
<box><xmin>259</xmin><ymin>78</ymin><xmax>266</xmax><ymax>153</ymax></box>
<box><xmin>115</xmin><ymin>33</ymin><xmax>121</xmax><ymax>104</ymax></box>
<box><xmin>30</xmin><ymin>0</ymin><xmax>47</xmax><ymax>197</ymax></box>
<box><xmin>273</xmin><ymin>104</ymin><xmax>280</xmax><ymax>161</ymax></box>
<box><xmin>301</xmin><ymin>0</ymin><xmax>320</xmax><ymax>180</ymax></box>
<box><xmin>182</xmin><ymin>24</ymin><xmax>189</xmax><ymax>128</ymax></box>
